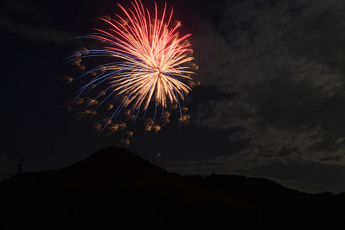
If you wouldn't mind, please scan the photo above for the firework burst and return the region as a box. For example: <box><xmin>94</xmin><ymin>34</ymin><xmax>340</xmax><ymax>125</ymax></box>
<box><xmin>66</xmin><ymin>0</ymin><xmax>198</xmax><ymax>140</ymax></box>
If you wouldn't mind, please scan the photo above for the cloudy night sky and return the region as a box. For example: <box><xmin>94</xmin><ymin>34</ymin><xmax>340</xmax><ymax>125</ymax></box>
<box><xmin>1</xmin><ymin>0</ymin><xmax>345</xmax><ymax>194</ymax></box>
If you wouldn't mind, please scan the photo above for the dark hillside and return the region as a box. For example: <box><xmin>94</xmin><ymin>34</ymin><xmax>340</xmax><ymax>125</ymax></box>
<box><xmin>0</xmin><ymin>147</ymin><xmax>344</xmax><ymax>229</ymax></box>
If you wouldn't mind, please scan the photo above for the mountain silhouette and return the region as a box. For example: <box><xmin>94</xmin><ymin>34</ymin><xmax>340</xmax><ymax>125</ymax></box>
<box><xmin>1</xmin><ymin>147</ymin><xmax>345</xmax><ymax>229</ymax></box>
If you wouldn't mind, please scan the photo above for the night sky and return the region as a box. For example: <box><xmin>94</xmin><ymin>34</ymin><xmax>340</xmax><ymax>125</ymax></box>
<box><xmin>1</xmin><ymin>0</ymin><xmax>345</xmax><ymax>194</ymax></box>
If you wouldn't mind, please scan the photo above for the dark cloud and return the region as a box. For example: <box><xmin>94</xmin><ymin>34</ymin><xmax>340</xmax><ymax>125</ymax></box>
<box><xmin>167</xmin><ymin>153</ymin><xmax>345</xmax><ymax>193</ymax></box>
<box><xmin>166</xmin><ymin>0</ymin><xmax>345</xmax><ymax>193</ymax></box>
<box><xmin>286</xmin><ymin>1</ymin><xmax>345</xmax><ymax>70</ymax></box>
<box><xmin>0</xmin><ymin>1</ymin><xmax>78</xmax><ymax>43</ymax></box>
<box><xmin>187</xmin><ymin>85</ymin><xmax>236</xmax><ymax>106</ymax></box>
<box><xmin>191</xmin><ymin>0</ymin><xmax>345</xmax><ymax>155</ymax></box>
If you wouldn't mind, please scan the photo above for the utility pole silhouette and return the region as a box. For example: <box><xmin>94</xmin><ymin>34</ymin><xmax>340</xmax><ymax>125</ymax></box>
<box><xmin>17</xmin><ymin>159</ymin><xmax>23</xmax><ymax>175</ymax></box>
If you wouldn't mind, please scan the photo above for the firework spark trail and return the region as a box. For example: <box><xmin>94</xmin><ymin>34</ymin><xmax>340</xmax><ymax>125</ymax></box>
<box><xmin>66</xmin><ymin>0</ymin><xmax>197</xmax><ymax>135</ymax></box>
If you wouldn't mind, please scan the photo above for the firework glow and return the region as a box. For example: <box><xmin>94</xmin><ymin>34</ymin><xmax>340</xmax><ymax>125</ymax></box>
<box><xmin>66</xmin><ymin>0</ymin><xmax>198</xmax><ymax>142</ymax></box>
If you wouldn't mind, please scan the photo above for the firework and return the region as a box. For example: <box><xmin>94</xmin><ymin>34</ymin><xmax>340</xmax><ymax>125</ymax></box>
<box><xmin>66</xmin><ymin>0</ymin><xmax>197</xmax><ymax>135</ymax></box>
